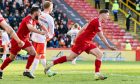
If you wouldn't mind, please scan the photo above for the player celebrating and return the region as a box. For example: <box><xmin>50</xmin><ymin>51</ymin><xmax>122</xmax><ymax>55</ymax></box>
<box><xmin>0</xmin><ymin>5</ymin><xmax>46</xmax><ymax>79</ymax></box>
<box><xmin>44</xmin><ymin>9</ymin><xmax>116</xmax><ymax>80</ymax></box>
<box><xmin>67</xmin><ymin>23</ymin><xmax>80</xmax><ymax>64</ymax></box>
<box><xmin>30</xmin><ymin>1</ymin><xmax>56</xmax><ymax>77</ymax></box>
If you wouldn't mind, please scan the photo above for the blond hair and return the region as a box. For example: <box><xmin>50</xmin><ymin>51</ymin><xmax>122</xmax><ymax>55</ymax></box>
<box><xmin>43</xmin><ymin>1</ymin><xmax>53</xmax><ymax>9</ymax></box>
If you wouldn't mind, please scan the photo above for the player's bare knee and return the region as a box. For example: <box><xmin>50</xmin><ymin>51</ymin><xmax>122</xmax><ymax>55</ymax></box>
<box><xmin>96</xmin><ymin>52</ymin><xmax>103</xmax><ymax>59</ymax></box>
<box><xmin>29</xmin><ymin>51</ymin><xmax>36</xmax><ymax>56</ymax></box>
<box><xmin>67</xmin><ymin>56</ymin><xmax>75</xmax><ymax>61</ymax></box>
<box><xmin>9</xmin><ymin>55</ymin><xmax>16</xmax><ymax>60</ymax></box>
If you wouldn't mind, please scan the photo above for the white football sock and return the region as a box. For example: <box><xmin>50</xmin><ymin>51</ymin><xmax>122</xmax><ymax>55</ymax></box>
<box><xmin>1</xmin><ymin>54</ymin><xmax>6</xmax><ymax>61</ymax></box>
<box><xmin>30</xmin><ymin>58</ymin><xmax>39</xmax><ymax>74</ymax></box>
<box><xmin>72</xmin><ymin>57</ymin><xmax>77</xmax><ymax>64</ymax></box>
<box><xmin>41</xmin><ymin>58</ymin><xmax>46</xmax><ymax>68</ymax></box>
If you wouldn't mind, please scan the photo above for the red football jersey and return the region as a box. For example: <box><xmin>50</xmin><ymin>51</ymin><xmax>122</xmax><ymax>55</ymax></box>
<box><xmin>76</xmin><ymin>17</ymin><xmax>101</xmax><ymax>43</ymax></box>
<box><xmin>17</xmin><ymin>15</ymin><xmax>36</xmax><ymax>40</ymax></box>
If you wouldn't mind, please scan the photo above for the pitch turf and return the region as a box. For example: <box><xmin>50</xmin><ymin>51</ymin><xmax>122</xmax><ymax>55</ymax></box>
<box><xmin>0</xmin><ymin>60</ymin><xmax>140</xmax><ymax>84</ymax></box>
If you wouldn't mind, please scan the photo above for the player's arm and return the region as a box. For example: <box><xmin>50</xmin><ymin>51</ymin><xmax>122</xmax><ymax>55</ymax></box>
<box><xmin>0</xmin><ymin>21</ymin><xmax>24</xmax><ymax>47</ymax></box>
<box><xmin>97</xmin><ymin>31</ymin><xmax>116</xmax><ymax>50</ymax></box>
<box><xmin>27</xmin><ymin>24</ymin><xmax>46</xmax><ymax>35</ymax></box>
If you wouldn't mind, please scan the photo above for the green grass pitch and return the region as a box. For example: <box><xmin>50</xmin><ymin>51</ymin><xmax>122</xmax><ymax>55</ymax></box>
<box><xmin>0</xmin><ymin>60</ymin><xmax>140</xmax><ymax>84</ymax></box>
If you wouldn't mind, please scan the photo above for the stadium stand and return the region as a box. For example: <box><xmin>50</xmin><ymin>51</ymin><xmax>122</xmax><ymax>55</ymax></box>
<box><xmin>0</xmin><ymin>0</ymin><xmax>73</xmax><ymax>48</ymax></box>
<box><xmin>64</xmin><ymin>0</ymin><xmax>140</xmax><ymax>50</ymax></box>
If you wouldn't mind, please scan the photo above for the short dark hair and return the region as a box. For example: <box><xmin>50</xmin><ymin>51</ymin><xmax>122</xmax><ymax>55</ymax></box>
<box><xmin>31</xmin><ymin>4</ymin><xmax>39</xmax><ymax>14</ymax></box>
<box><xmin>99</xmin><ymin>9</ymin><xmax>109</xmax><ymax>14</ymax></box>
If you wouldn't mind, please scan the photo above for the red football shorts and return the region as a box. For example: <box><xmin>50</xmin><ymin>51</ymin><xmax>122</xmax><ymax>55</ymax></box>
<box><xmin>32</xmin><ymin>42</ymin><xmax>45</xmax><ymax>54</ymax></box>
<box><xmin>71</xmin><ymin>42</ymin><xmax>97</xmax><ymax>55</ymax></box>
<box><xmin>10</xmin><ymin>39</ymin><xmax>32</xmax><ymax>55</ymax></box>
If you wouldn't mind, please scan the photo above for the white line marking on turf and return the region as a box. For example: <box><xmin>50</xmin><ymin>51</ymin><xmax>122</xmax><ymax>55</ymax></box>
<box><xmin>110</xmin><ymin>74</ymin><xmax>140</xmax><ymax>78</ymax></box>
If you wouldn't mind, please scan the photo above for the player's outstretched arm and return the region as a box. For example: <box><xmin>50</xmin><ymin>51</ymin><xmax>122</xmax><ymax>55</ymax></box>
<box><xmin>97</xmin><ymin>31</ymin><xmax>116</xmax><ymax>50</ymax></box>
<box><xmin>27</xmin><ymin>24</ymin><xmax>46</xmax><ymax>35</ymax></box>
<box><xmin>0</xmin><ymin>21</ymin><xmax>24</xmax><ymax>47</ymax></box>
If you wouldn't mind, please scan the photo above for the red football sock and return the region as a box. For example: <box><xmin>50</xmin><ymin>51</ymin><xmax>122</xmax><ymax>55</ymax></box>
<box><xmin>95</xmin><ymin>59</ymin><xmax>101</xmax><ymax>73</ymax></box>
<box><xmin>26</xmin><ymin>55</ymin><xmax>35</xmax><ymax>69</ymax></box>
<box><xmin>53</xmin><ymin>56</ymin><xmax>67</xmax><ymax>65</ymax></box>
<box><xmin>0</xmin><ymin>57</ymin><xmax>13</xmax><ymax>70</ymax></box>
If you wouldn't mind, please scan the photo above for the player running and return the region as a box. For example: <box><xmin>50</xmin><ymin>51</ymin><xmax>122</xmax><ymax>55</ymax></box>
<box><xmin>44</xmin><ymin>9</ymin><xmax>116</xmax><ymax>80</ymax></box>
<box><xmin>0</xmin><ymin>5</ymin><xmax>46</xmax><ymax>79</ymax></box>
<box><xmin>67</xmin><ymin>23</ymin><xmax>81</xmax><ymax>64</ymax></box>
<box><xmin>0</xmin><ymin>13</ymin><xmax>24</xmax><ymax>79</ymax></box>
<box><xmin>30</xmin><ymin>1</ymin><xmax>56</xmax><ymax>77</ymax></box>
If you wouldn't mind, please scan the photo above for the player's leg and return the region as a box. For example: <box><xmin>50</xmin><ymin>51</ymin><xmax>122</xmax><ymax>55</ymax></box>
<box><xmin>40</xmin><ymin>54</ymin><xmax>46</xmax><ymax>68</ymax></box>
<box><xmin>23</xmin><ymin>46</ymin><xmax>36</xmax><ymax>79</ymax></box>
<box><xmin>40</xmin><ymin>54</ymin><xmax>56</xmax><ymax>77</ymax></box>
<box><xmin>1</xmin><ymin>45</ymin><xmax>7</xmax><ymax>61</ymax></box>
<box><xmin>30</xmin><ymin>42</ymin><xmax>39</xmax><ymax>75</ymax></box>
<box><xmin>89</xmin><ymin>48</ymin><xmax>107</xmax><ymax>80</ymax></box>
<box><xmin>53</xmin><ymin>51</ymin><xmax>78</xmax><ymax>65</ymax></box>
<box><xmin>44</xmin><ymin>51</ymin><xmax>79</xmax><ymax>74</ymax></box>
<box><xmin>71</xmin><ymin>57</ymin><xmax>77</xmax><ymax>65</ymax></box>
<box><xmin>30</xmin><ymin>54</ymin><xmax>40</xmax><ymax>75</ymax></box>
<box><xmin>0</xmin><ymin>53</ymin><xmax>16</xmax><ymax>79</ymax></box>
<box><xmin>0</xmin><ymin>39</ymin><xmax>21</xmax><ymax>79</ymax></box>
<box><xmin>24</xmin><ymin>46</ymin><xmax>36</xmax><ymax>71</ymax></box>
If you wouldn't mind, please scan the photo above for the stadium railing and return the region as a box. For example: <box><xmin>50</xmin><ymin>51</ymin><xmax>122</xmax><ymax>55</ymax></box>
<box><xmin>86</xmin><ymin>0</ymin><xmax>140</xmax><ymax>34</ymax></box>
<box><xmin>110</xmin><ymin>0</ymin><xmax>140</xmax><ymax>34</ymax></box>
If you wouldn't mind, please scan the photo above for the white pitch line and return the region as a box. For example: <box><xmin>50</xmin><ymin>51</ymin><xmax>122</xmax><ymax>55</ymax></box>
<box><xmin>110</xmin><ymin>74</ymin><xmax>140</xmax><ymax>78</ymax></box>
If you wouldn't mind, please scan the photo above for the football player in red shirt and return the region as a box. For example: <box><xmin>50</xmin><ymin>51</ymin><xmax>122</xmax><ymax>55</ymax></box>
<box><xmin>44</xmin><ymin>9</ymin><xmax>116</xmax><ymax>80</ymax></box>
<box><xmin>0</xmin><ymin>14</ymin><xmax>24</xmax><ymax>49</ymax></box>
<box><xmin>0</xmin><ymin>5</ymin><xmax>46</xmax><ymax>79</ymax></box>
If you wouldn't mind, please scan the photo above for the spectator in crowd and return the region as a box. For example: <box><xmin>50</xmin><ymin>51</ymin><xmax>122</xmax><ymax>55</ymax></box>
<box><xmin>58</xmin><ymin>24</ymin><xmax>68</xmax><ymax>34</ymax></box>
<box><xmin>112</xmin><ymin>0</ymin><xmax>119</xmax><ymax>21</ymax></box>
<box><xmin>105</xmin><ymin>0</ymin><xmax>109</xmax><ymax>10</ymax></box>
<box><xmin>62</xmin><ymin>13</ymin><xmax>68</xmax><ymax>25</ymax></box>
<box><xmin>64</xmin><ymin>35</ymin><xmax>71</xmax><ymax>48</ymax></box>
<box><xmin>95</xmin><ymin>0</ymin><xmax>100</xmax><ymax>9</ymax></box>
<box><xmin>125</xmin><ymin>40</ymin><xmax>132</xmax><ymax>50</ymax></box>
<box><xmin>0</xmin><ymin>0</ymin><xmax>69</xmax><ymax>48</ymax></box>
<box><xmin>49</xmin><ymin>37</ymin><xmax>59</xmax><ymax>48</ymax></box>
<box><xmin>59</xmin><ymin>36</ymin><xmax>66</xmax><ymax>48</ymax></box>
<box><xmin>126</xmin><ymin>10</ymin><xmax>132</xmax><ymax>31</ymax></box>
